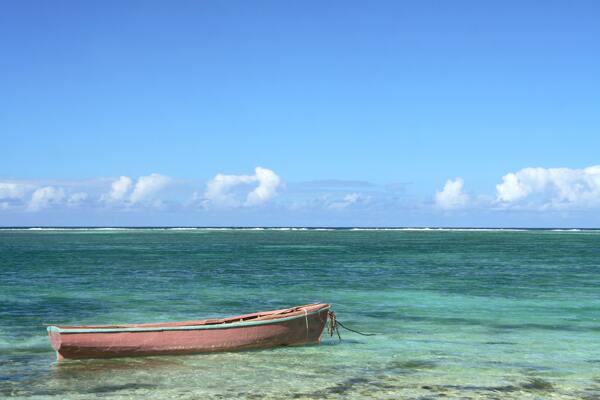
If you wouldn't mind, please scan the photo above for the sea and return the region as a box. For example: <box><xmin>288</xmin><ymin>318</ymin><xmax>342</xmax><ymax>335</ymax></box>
<box><xmin>0</xmin><ymin>228</ymin><xmax>599</xmax><ymax>399</ymax></box>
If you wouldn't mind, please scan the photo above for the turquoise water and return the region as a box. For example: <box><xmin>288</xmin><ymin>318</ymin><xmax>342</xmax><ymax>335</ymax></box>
<box><xmin>1</xmin><ymin>228</ymin><xmax>599</xmax><ymax>399</ymax></box>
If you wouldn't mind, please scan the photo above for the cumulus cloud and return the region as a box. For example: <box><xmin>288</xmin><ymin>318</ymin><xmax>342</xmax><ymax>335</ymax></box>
<box><xmin>28</xmin><ymin>186</ymin><xmax>65</xmax><ymax>211</ymax></box>
<box><xmin>129</xmin><ymin>173</ymin><xmax>171</xmax><ymax>204</ymax></box>
<box><xmin>205</xmin><ymin>173</ymin><xmax>256</xmax><ymax>207</ymax></box>
<box><xmin>104</xmin><ymin>176</ymin><xmax>133</xmax><ymax>202</ymax></box>
<box><xmin>496</xmin><ymin>165</ymin><xmax>600</xmax><ymax>208</ymax></box>
<box><xmin>204</xmin><ymin>167</ymin><xmax>281</xmax><ymax>207</ymax></box>
<box><xmin>329</xmin><ymin>192</ymin><xmax>372</xmax><ymax>209</ymax></box>
<box><xmin>435</xmin><ymin>178</ymin><xmax>469</xmax><ymax>210</ymax></box>
<box><xmin>68</xmin><ymin>192</ymin><xmax>88</xmax><ymax>205</ymax></box>
<box><xmin>101</xmin><ymin>174</ymin><xmax>171</xmax><ymax>205</ymax></box>
<box><xmin>0</xmin><ymin>182</ymin><xmax>29</xmax><ymax>199</ymax></box>
<box><xmin>246</xmin><ymin>167</ymin><xmax>282</xmax><ymax>206</ymax></box>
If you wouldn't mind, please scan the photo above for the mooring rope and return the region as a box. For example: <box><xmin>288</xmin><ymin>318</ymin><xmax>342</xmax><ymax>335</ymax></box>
<box><xmin>336</xmin><ymin>320</ymin><xmax>377</xmax><ymax>336</ymax></box>
<box><xmin>327</xmin><ymin>310</ymin><xmax>376</xmax><ymax>340</ymax></box>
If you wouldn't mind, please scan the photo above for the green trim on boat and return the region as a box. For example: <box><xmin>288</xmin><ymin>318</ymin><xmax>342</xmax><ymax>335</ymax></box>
<box><xmin>47</xmin><ymin>307</ymin><xmax>329</xmax><ymax>334</ymax></box>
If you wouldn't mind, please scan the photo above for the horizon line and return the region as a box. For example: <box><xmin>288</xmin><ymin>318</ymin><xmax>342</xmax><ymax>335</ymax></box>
<box><xmin>0</xmin><ymin>226</ymin><xmax>599</xmax><ymax>230</ymax></box>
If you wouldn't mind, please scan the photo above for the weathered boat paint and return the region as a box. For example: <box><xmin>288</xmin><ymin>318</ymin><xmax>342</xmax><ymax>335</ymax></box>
<box><xmin>47</xmin><ymin>303</ymin><xmax>330</xmax><ymax>360</ymax></box>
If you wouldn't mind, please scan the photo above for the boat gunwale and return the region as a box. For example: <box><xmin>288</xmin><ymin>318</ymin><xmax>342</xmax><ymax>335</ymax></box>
<box><xmin>47</xmin><ymin>304</ymin><xmax>330</xmax><ymax>334</ymax></box>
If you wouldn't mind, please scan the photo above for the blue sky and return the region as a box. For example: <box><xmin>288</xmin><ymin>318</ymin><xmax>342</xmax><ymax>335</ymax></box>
<box><xmin>1</xmin><ymin>1</ymin><xmax>599</xmax><ymax>226</ymax></box>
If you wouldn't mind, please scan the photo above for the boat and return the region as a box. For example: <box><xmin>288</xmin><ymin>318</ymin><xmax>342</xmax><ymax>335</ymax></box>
<box><xmin>47</xmin><ymin>303</ymin><xmax>331</xmax><ymax>360</ymax></box>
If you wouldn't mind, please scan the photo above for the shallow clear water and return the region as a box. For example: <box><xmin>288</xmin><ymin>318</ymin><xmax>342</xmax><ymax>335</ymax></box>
<box><xmin>1</xmin><ymin>228</ymin><xmax>599</xmax><ymax>399</ymax></box>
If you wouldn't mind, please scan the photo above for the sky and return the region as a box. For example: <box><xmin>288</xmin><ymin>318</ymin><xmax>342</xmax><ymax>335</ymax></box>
<box><xmin>1</xmin><ymin>0</ymin><xmax>599</xmax><ymax>227</ymax></box>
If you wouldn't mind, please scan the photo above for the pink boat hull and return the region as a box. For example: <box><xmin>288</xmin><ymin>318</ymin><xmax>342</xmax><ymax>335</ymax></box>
<box><xmin>47</xmin><ymin>304</ymin><xmax>330</xmax><ymax>360</ymax></box>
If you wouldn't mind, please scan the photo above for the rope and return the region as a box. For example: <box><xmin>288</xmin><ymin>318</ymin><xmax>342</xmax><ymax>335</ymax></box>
<box><xmin>327</xmin><ymin>310</ymin><xmax>377</xmax><ymax>341</ymax></box>
<box><xmin>327</xmin><ymin>310</ymin><xmax>341</xmax><ymax>340</ymax></box>
<box><xmin>336</xmin><ymin>320</ymin><xmax>377</xmax><ymax>336</ymax></box>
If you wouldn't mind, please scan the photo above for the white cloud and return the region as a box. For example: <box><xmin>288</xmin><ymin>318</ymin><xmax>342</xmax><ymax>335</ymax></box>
<box><xmin>204</xmin><ymin>167</ymin><xmax>281</xmax><ymax>207</ymax></box>
<box><xmin>129</xmin><ymin>173</ymin><xmax>171</xmax><ymax>204</ymax></box>
<box><xmin>28</xmin><ymin>186</ymin><xmax>65</xmax><ymax>211</ymax></box>
<box><xmin>205</xmin><ymin>173</ymin><xmax>256</xmax><ymax>207</ymax></box>
<box><xmin>329</xmin><ymin>192</ymin><xmax>372</xmax><ymax>209</ymax></box>
<box><xmin>0</xmin><ymin>182</ymin><xmax>29</xmax><ymax>199</ymax></box>
<box><xmin>68</xmin><ymin>192</ymin><xmax>88</xmax><ymax>205</ymax></box>
<box><xmin>246</xmin><ymin>167</ymin><xmax>282</xmax><ymax>206</ymax></box>
<box><xmin>104</xmin><ymin>176</ymin><xmax>133</xmax><ymax>202</ymax></box>
<box><xmin>101</xmin><ymin>174</ymin><xmax>171</xmax><ymax>205</ymax></box>
<box><xmin>435</xmin><ymin>178</ymin><xmax>469</xmax><ymax>210</ymax></box>
<box><xmin>496</xmin><ymin>165</ymin><xmax>600</xmax><ymax>208</ymax></box>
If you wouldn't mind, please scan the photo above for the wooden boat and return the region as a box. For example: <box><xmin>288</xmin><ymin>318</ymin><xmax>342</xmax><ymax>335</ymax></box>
<box><xmin>47</xmin><ymin>303</ymin><xmax>331</xmax><ymax>361</ymax></box>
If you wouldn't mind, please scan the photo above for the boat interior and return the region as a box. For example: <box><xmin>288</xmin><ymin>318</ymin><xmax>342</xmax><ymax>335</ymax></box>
<box><xmin>49</xmin><ymin>303</ymin><xmax>329</xmax><ymax>330</ymax></box>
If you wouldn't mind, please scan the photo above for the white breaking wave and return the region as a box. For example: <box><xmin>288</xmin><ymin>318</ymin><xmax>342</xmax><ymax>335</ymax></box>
<box><xmin>349</xmin><ymin>227</ymin><xmax>529</xmax><ymax>232</ymax></box>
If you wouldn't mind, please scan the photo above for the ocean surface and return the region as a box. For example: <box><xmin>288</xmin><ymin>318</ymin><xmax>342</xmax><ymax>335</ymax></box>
<box><xmin>1</xmin><ymin>228</ymin><xmax>599</xmax><ymax>399</ymax></box>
